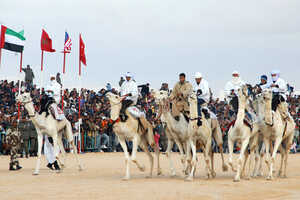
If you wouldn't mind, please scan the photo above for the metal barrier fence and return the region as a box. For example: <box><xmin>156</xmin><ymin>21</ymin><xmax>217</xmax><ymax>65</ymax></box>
<box><xmin>63</xmin><ymin>131</ymin><xmax>99</xmax><ymax>153</ymax></box>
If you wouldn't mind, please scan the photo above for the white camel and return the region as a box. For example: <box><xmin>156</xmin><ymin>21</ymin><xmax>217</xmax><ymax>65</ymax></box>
<box><xmin>185</xmin><ymin>92</ymin><xmax>214</xmax><ymax>181</ymax></box>
<box><xmin>259</xmin><ymin>89</ymin><xmax>286</xmax><ymax>180</ymax></box>
<box><xmin>106</xmin><ymin>92</ymin><xmax>161</xmax><ymax>180</ymax></box>
<box><xmin>227</xmin><ymin>85</ymin><xmax>252</xmax><ymax>182</ymax></box>
<box><xmin>275</xmin><ymin>97</ymin><xmax>295</xmax><ymax>178</ymax></box>
<box><xmin>152</xmin><ymin>90</ymin><xmax>189</xmax><ymax>177</ymax></box>
<box><xmin>17</xmin><ymin>92</ymin><xmax>83</xmax><ymax>175</ymax></box>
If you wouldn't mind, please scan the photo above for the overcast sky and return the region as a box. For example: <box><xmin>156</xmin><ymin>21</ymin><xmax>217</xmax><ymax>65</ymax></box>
<box><xmin>1</xmin><ymin>0</ymin><xmax>300</xmax><ymax>96</ymax></box>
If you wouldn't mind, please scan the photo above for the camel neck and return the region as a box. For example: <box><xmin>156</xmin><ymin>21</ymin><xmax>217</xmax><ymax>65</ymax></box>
<box><xmin>237</xmin><ymin>100</ymin><xmax>246</xmax><ymax>122</ymax></box>
<box><xmin>110</xmin><ymin>103</ymin><xmax>121</xmax><ymax>120</ymax></box>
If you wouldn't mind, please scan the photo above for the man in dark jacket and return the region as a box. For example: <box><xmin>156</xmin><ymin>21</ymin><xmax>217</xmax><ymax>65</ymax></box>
<box><xmin>22</xmin><ymin>65</ymin><xmax>35</xmax><ymax>86</ymax></box>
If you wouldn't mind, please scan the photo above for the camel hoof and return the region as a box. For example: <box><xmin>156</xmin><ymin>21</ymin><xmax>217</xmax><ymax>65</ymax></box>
<box><xmin>146</xmin><ymin>175</ymin><xmax>152</xmax><ymax>179</ymax></box>
<box><xmin>157</xmin><ymin>171</ymin><xmax>162</xmax><ymax>176</ymax></box>
<box><xmin>139</xmin><ymin>166</ymin><xmax>145</xmax><ymax>172</ymax></box>
<box><xmin>122</xmin><ymin>176</ymin><xmax>130</xmax><ymax>181</ymax></box>
<box><xmin>280</xmin><ymin>175</ymin><xmax>287</xmax><ymax>179</ymax></box>
<box><xmin>222</xmin><ymin>164</ymin><xmax>229</xmax><ymax>172</ymax></box>
<box><xmin>233</xmin><ymin>178</ymin><xmax>240</xmax><ymax>182</ymax></box>
<box><xmin>32</xmin><ymin>171</ymin><xmax>39</xmax><ymax>175</ymax></box>
<box><xmin>185</xmin><ymin>177</ymin><xmax>193</xmax><ymax>182</ymax></box>
<box><xmin>211</xmin><ymin>171</ymin><xmax>216</xmax><ymax>178</ymax></box>
<box><xmin>266</xmin><ymin>176</ymin><xmax>273</xmax><ymax>181</ymax></box>
<box><xmin>243</xmin><ymin>176</ymin><xmax>250</xmax><ymax>180</ymax></box>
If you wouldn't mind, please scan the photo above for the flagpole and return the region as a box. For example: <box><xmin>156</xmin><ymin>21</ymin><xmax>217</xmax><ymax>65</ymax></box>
<box><xmin>78</xmin><ymin>34</ymin><xmax>82</xmax><ymax>154</ymax></box>
<box><xmin>0</xmin><ymin>47</ymin><xmax>2</xmax><ymax>68</ymax></box>
<box><xmin>40</xmin><ymin>50</ymin><xmax>44</xmax><ymax>94</ymax></box>
<box><xmin>17</xmin><ymin>52</ymin><xmax>23</xmax><ymax>122</ymax></box>
<box><xmin>61</xmin><ymin>51</ymin><xmax>66</xmax><ymax>110</ymax></box>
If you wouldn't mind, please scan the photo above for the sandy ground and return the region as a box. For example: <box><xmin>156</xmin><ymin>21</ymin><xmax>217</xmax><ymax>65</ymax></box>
<box><xmin>0</xmin><ymin>152</ymin><xmax>300</xmax><ymax>200</ymax></box>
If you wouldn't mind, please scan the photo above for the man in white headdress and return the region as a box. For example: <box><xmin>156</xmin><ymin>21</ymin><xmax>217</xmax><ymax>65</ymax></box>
<box><xmin>193</xmin><ymin>72</ymin><xmax>210</xmax><ymax>126</ymax></box>
<box><xmin>44</xmin><ymin>74</ymin><xmax>64</xmax><ymax>120</ymax></box>
<box><xmin>119</xmin><ymin>72</ymin><xmax>138</xmax><ymax>121</ymax></box>
<box><xmin>224</xmin><ymin>71</ymin><xmax>245</xmax><ymax>113</ymax></box>
<box><xmin>42</xmin><ymin>75</ymin><xmax>63</xmax><ymax>171</ymax></box>
<box><xmin>119</xmin><ymin>72</ymin><xmax>154</xmax><ymax>138</ymax></box>
<box><xmin>270</xmin><ymin>70</ymin><xmax>288</xmax><ymax>111</ymax></box>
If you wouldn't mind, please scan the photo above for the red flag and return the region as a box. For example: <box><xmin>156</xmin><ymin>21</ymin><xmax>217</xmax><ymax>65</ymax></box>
<box><xmin>79</xmin><ymin>34</ymin><xmax>86</xmax><ymax>66</ymax></box>
<box><xmin>41</xmin><ymin>29</ymin><xmax>55</xmax><ymax>52</ymax></box>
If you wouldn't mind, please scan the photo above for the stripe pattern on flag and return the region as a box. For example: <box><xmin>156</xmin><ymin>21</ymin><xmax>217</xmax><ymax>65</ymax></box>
<box><xmin>0</xmin><ymin>25</ymin><xmax>25</xmax><ymax>53</ymax></box>
<box><xmin>64</xmin><ymin>32</ymin><xmax>72</xmax><ymax>53</ymax></box>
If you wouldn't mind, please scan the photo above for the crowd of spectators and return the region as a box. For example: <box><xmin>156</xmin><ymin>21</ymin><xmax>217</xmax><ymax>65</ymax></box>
<box><xmin>1</xmin><ymin>69</ymin><xmax>300</xmax><ymax>155</ymax></box>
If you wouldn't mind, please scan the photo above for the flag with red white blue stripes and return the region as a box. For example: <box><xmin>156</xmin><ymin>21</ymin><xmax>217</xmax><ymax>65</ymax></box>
<box><xmin>64</xmin><ymin>32</ymin><xmax>72</xmax><ymax>53</ymax></box>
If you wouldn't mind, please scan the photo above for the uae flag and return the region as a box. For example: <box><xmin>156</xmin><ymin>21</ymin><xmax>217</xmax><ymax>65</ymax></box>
<box><xmin>0</xmin><ymin>25</ymin><xmax>25</xmax><ymax>53</ymax></box>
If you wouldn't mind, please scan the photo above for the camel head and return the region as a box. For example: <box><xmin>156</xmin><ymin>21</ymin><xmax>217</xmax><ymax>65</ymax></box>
<box><xmin>188</xmin><ymin>92</ymin><xmax>198</xmax><ymax>118</ymax></box>
<box><xmin>105</xmin><ymin>92</ymin><xmax>122</xmax><ymax>120</ymax></box>
<box><xmin>277</xmin><ymin>99</ymin><xmax>289</xmax><ymax>120</ymax></box>
<box><xmin>237</xmin><ymin>85</ymin><xmax>249</xmax><ymax>105</ymax></box>
<box><xmin>105</xmin><ymin>92</ymin><xmax>121</xmax><ymax>105</ymax></box>
<box><xmin>16</xmin><ymin>92</ymin><xmax>32</xmax><ymax>105</ymax></box>
<box><xmin>262</xmin><ymin>89</ymin><xmax>272</xmax><ymax>103</ymax></box>
<box><xmin>151</xmin><ymin>89</ymin><xmax>169</xmax><ymax>104</ymax></box>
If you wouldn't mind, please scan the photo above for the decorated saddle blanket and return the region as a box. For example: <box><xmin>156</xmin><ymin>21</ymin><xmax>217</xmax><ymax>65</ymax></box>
<box><xmin>127</xmin><ymin>106</ymin><xmax>145</xmax><ymax>118</ymax></box>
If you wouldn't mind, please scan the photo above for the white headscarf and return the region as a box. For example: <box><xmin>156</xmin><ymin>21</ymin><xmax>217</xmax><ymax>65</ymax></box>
<box><xmin>231</xmin><ymin>71</ymin><xmax>242</xmax><ymax>85</ymax></box>
<box><xmin>271</xmin><ymin>70</ymin><xmax>280</xmax><ymax>82</ymax></box>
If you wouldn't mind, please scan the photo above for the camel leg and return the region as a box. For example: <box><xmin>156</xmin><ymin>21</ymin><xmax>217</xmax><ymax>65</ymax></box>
<box><xmin>131</xmin><ymin>135</ymin><xmax>145</xmax><ymax>172</ymax></box>
<box><xmin>278</xmin><ymin>144</ymin><xmax>284</xmax><ymax>177</ymax></box>
<box><xmin>241</xmin><ymin>149</ymin><xmax>249</xmax><ymax>180</ymax></box>
<box><xmin>166</xmin><ymin>139</ymin><xmax>176</xmax><ymax>177</ymax></box>
<box><xmin>182</xmin><ymin>141</ymin><xmax>189</xmax><ymax>175</ymax></box>
<box><xmin>185</xmin><ymin>139</ymin><xmax>192</xmax><ymax>176</ymax></box>
<box><xmin>252</xmin><ymin>145</ymin><xmax>260</xmax><ymax>177</ymax></box>
<box><xmin>219</xmin><ymin>144</ymin><xmax>228</xmax><ymax>172</ymax></box>
<box><xmin>204</xmin><ymin>138</ymin><xmax>213</xmax><ymax>179</ymax></box>
<box><xmin>119</xmin><ymin>138</ymin><xmax>131</xmax><ymax>180</ymax></box>
<box><xmin>282</xmin><ymin>135</ymin><xmax>293</xmax><ymax>178</ymax></box>
<box><xmin>65</xmin><ymin>121</ymin><xmax>82</xmax><ymax>171</ymax></box>
<box><xmin>153</xmin><ymin>141</ymin><xmax>162</xmax><ymax>176</ymax></box>
<box><xmin>255</xmin><ymin>142</ymin><xmax>265</xmax><ymax>177</ymax></box>
<box><xmin>210</xmin><ymin>148</ymin><xmax>216</xmax><ymax>178</ymax></box>
<box><xmin>140</xmin><ymin>136</ymin><xmax>154</xmax><ymax>178</ymax></box>
<box><xmin>267</xmin><ymin>137</ymin><xmax>282</xmax><ymax>180</ymax></box>
<box><xmin>228</xmin><ymin>137</ymin><xmax>236</xmax><ymax>172</ymax></box>
<box><xmin>56</xmin><ymin>133</ymin><xmax>66</xmax><ymax>169</ymax></box>
<box><xmin>175</xmin><ymin>139</ymin><xmax>186</xmax><ymax>171</ymax></box>
<box><xmin>213</xmin><ymin>123</ymin><xmax>228</xmax><ymax>171</ymax></box>
<box><xmin>33</xmin><ymin>131</ymin><xmax>43</xmax><ymax>175</ymax></box>
<box><xmin>185</xmin><ymin>139</ymin><xmax>197</xmax><ymax>181</ymax></box>
<box><xmin>234</xmin><ymin>137</ymin><xmax>249</xmax><ymax>182</ymax></box>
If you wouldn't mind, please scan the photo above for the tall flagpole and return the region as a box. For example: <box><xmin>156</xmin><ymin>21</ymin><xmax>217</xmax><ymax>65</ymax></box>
<box><xmin>17</xmin><ymin>52</ymin><xmax>23</xmax><ymax>122</ymax></box>
<box><xmin>78</xmin><ymin>34</ymin><xmax>82</xmax><ymax>154</ymax></box>
<box><xmin>61</xmin><ymin>50</ymin><xmax>66</xmax><ymax>110</ymax></box>
<box><xmin>0</xmin><ymin>47</ymin><xmax>2</xmax><ymax>68</ymax></box>
<box><xmin>40</xmin><ymin>50</ymin><xmax>44</xmax><ymax>94</ymax></box>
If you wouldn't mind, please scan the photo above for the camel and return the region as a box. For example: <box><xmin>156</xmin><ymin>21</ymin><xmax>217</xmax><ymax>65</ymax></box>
<box><xmin>106</xmin><ymin>92</ymin><xmax>161</xmax><ymax>180</ymax></box>
<box><xmin>257</xmin><ymin>89</ymin><xmax>288</xmax><ymax>180</ymax></box>
<box><xmin>152</xmin><ymin>90</ymin><xmax>228</xmax><ymax>177</ymax></box>
<box><xmin>243</xmin><ymin>91</ymin><xmax>295</xmax><ymax>179</ymax></box>
<box><xmin>152</xmin><ymin>90</ymin><xmax>189</xmax><ymax>177</ymax></box>
<box><xmin>185</xmin><ymin>92</ymin><xmax>214</xmax><ymax>181</ymax></box>
<box><xmin>16</xmin><ymin>92</ymin><xmax>83</xmax><ymax>175</ymax></box>
<box><xmin>227</xmin><ymin>85</ymin><xmax>252</xmax><ymax>182</ymax></box>
<box><xmin>275</xmin><ymin>97</ymin><xmax>295</xmax><ymax>178</ymax></box>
